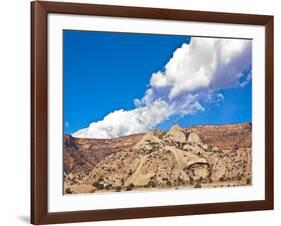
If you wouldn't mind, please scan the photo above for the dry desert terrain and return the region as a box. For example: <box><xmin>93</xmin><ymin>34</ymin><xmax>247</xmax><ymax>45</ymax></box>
<box><xmin>64</xmin><ymin>123</ymin><xmax>252</xmax><ymax>194</ymax></box>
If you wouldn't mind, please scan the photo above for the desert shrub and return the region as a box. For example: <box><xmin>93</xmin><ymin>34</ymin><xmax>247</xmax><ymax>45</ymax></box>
<box><xmin>92</xmin><ymin>182</ymin><xmax>104</xmax><ymax>190</ymax></box>
<box><xmin>65</xmin><ymin>188</ymin><xmax>72</xmax><ymax>194</ymax></box>
<box><xmin>166</xmin><ymin>180</ymin><xmax>172</xmax><ymax>187</ymax></box>
<box><xmin>126</xmin><ymin>183</ymin><xmax>135</xmax><ymax>191</ymax></box>
<box><xmin>115</xmin><ymin>186</ymin><xmax>121</xmax><ymax>192</ymax></box>
<box><xmin>104</xmin><ymin>184</ymin><xmax>112</xmax><ymax>190</ymax></box>
<box><xmin>237</xmin><ymin>174</ymin><xmax>242</xmax><ymax>181</ymax></box>
<box><xmin>246</xmin><ymin>178</ymin><xmax>252</xmax><ymax>185</ymax></box>
<box><xmin>194</xmin><ymin>182</ymin><xmax>201</xmax><ymax>188</ymax></box>
<box><xmin>189</xmin><ymin>177</ymin><xmax>194</xmax><ymax>185</ymax></box>
<box><xmin>219</xmin><ymin>176</ymin><xmax>225</xmax><ymax>182</ymax></box>
<box><xmin>128</xmin><ymin>170</ymin><xmax>132</xmax><ymax>175</ymax></box>
<box><xmin>203</xmin><ymin>177</ymin><xmax>211</xmax><ymax>184</ymax></box>
<box><xmin>177</xmin><ymin>177</ymin><xmax>184</xmax><ymax>184</ymax></box>
<box><xmin>147</xmin><ymin>180</ymin><xmax>156</xmax><ymax>188</ymax></box>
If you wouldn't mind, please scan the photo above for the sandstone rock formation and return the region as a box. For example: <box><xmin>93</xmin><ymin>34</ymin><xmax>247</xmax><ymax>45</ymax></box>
<box><xmin>64</xmin><ymin>123</ymin><xmax>252</xmax><ymax>194</ymax></box>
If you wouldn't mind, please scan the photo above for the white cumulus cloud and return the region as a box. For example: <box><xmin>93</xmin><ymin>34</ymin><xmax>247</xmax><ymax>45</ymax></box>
<box><xmin>148</xmin><ymin>37</ymin><xmax>252</xmax><ymax>100</ymax></box>
<box><xmin>73</xmin><ymin>100</ymin><xmax>171</xmax><ymax>139</ymax></box>
<box><xmin>72</xmin><ymin>37</ymin><xmax>252</xmax><ymax>139</ymax></box>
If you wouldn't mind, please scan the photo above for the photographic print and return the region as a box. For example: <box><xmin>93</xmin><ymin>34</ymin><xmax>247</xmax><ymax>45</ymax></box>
<box><xmin>31</xmin><ymin>2</ymin><xmax>273</xmax><ymax>224</ymax></box>
<box><xmin>63</xmin><ymin>31</ymin><xmax>252</xmax><ymax>194</ymax></box>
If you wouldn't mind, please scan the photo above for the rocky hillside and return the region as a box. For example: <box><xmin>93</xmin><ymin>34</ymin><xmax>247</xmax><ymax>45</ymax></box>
<box><xmin>64</xmin><ymin>123</ymin><xmax>252</xmax><ymax>194</ymax></box>
<box><xmin>188</xmin><ymin>123</ymin><xmax>252</xmax><ymax>150</ymax></box>
<box><xmin>63</xmin><ymin>133</ymin><xmax>143</xmax><ymax>184</ymax></box>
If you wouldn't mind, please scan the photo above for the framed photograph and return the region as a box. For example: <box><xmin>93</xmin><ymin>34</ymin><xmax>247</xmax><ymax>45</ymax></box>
<box><xmin>31</xmin><ymin>1</ymin><xmax>274</xmax><ymax>224</ymax></box>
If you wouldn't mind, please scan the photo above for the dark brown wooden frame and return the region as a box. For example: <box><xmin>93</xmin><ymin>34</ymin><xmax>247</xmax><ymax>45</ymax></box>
<box><xmin>31</xmin><ymin>1</ymin><xmax>274</xmax><ymax>224</ymax></box>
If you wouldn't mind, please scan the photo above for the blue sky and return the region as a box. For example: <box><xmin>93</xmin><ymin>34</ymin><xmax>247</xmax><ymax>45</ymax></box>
<box><xmin>63</xmin><ymin>30</ymin><xmax>252</xmax><ymax>136</ymax></box>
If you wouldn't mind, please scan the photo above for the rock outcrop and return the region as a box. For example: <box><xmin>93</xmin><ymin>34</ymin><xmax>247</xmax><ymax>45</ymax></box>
<box><xmin>64</xmin><ymin>123</ymin><xmax>252</xmax><ymax>193</ymax></box>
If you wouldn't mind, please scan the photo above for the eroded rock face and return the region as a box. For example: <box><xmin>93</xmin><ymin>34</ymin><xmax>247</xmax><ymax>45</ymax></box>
<box><xmin>64</xmin><ymin>123</ymin><xmax>252</xmax><ymax>194</ymax></box>
<box><xmin>185</xmin><ymin>163</ymin><xmax>210</xmax><ymax>182</ymax></box>
<box><xmin>132</xmin><ymin>129</ymin><xmax>164</xmax><ymax>153</ymax></box>
<box><xmin>164</xmin><ymin>124</ymin><xmax>187</xmax><ymax>144</ymax></box>
<box><xmin>63</xmin><ymin>133</ymin><xmax>143</xmax><ymax>186</ymax></box>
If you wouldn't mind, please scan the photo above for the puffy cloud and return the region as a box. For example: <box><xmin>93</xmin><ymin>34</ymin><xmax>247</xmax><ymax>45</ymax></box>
<box><xmin>148</xmin><ymin>37</ymin><xmax>251</xmax><ymax>100</ymax></box>
<box><xmin>73</xmin><ymin>37</ymin><xmax>252</xmax><ymax>139</ymax></box>
<box><xmin>73</xmin><ymin>96</ymin><xmax>204</xmax><ymax>139</ymax></box>
<box><xmin>169</xmin><ymin>94</ymin><xmax>204</xmax><ymax>116</ymax></box>
<box><xmin>239</xmin><ymin>70</ymin><xmax>252</xmax><ymax>88</ymax></box>
<box><xmin>204</xmin><ymin>91</ymin><xmax>224</xmax><ymax>105</ymax></box>
<box><xmin>73</xmin><ymin>100</ymin><xmax>171</xmax><ymax>139</ymax></box>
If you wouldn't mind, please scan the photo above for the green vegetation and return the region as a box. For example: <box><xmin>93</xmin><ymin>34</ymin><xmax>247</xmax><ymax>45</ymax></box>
<box><xmin>147</xmin><ymin>180</ymin><xmax>156</xmax><ymax>188</ymax></box>
<box><xmin>166</xmin><ymin>180</ymin><xmax>172</xmax><ymax>187</ymax></box>
<box><xmin>246</xmin><ymin>177</ymin><xmax>252</xmax><ymax>185</ymax></box>
<box><xmin>219</xmin><ymin>176</ymin><xmax>226</xmax><ymax>182</ymax></box>
<box><xmin>115</xmin><ymin>186</ymin><xmax>121</xmax><ymax>192</ymax></box>
<box><xmin>92</xmin><ymin>182</ymin><xmax>104</xmax><ymax>190</ymax></box>
<box><xmin>65</xmin><ymin>188</ymin><xmax>72</xmax><ymax>194</ymax></box>
<box><xmin>194</xmin><ymin>182</ymin><xmax>201</xmax><ymax>188</ymax></box>
<box><xmin>126</xmin><ymin>183</ymin><xmax>135</xmax><ymax>191</ymax></box>
<box><xmin>104</xmin><ymin>184</ymin><xmax>112</xmax><ymax>190</ymax></box>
